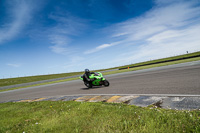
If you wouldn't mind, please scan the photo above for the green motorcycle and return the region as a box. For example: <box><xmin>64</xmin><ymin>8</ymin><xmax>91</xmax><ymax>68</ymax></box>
<box><xmin>80</xmin><ymin>72</ymin><xmax>110</xmax><ymax>88</ymax></box>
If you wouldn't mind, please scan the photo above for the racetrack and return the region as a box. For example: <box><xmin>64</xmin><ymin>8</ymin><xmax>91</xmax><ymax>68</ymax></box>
<box><xmin>0</xmin><ymin>61</ymin><xmax>200</xmax><ymax>103</ymax></box>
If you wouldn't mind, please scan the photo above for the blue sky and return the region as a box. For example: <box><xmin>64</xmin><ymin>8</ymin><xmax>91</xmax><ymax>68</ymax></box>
<box><xmin>0</xmin><ymin>0</ymin><xmax>200</xmax><ymax>79</ymax></box>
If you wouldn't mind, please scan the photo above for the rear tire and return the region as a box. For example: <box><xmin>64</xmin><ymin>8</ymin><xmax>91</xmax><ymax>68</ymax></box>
<box><xmin>104</xmin><ymin>80</ymin><xmax>109</xmax><ymax>87</ymax></box>
<box><xmin>84</xmin><ymin>82</ymin><xmax>92</xmax><ymax>88</ymax></box>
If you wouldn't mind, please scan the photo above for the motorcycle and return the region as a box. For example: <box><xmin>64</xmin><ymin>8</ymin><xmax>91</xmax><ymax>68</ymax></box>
<box><xmin>80</xmin><ymin>72</ymin><xmax>110</xmax><ymax>88</ymax></box>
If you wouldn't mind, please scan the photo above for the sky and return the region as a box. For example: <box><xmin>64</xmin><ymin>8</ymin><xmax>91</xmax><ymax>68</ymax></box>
<box><xmin>0</xmin><ymin>0</ymin><xmax>200</xmax><ymax>79</ymax></box>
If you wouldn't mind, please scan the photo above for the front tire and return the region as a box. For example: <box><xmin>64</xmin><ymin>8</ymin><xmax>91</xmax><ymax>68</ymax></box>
<box><xmin>103</xmin><ymin>80</ymin><xmax>109</xmax><ymax>87</ymax></box>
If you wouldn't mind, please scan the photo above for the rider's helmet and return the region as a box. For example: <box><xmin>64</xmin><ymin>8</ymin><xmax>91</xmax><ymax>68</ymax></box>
<box><xmin>85</xmin><ymin>69</ymin><xmax>90</xmax><ymax>76</ymax></box>
<box><xmin>85</xmin><ymin>69</ymin><xmax>90</xmax><ymax>73</ymax></box>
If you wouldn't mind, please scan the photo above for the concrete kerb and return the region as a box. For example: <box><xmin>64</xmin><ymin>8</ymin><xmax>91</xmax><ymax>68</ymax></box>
<box><xmin>3</xmin><ymin>94</ymin><xmax>200</xmax><ymax>110</ymax></box>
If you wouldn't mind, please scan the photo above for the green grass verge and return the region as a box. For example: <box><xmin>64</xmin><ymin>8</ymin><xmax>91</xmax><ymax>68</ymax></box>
<box><xmin>0</xmin><ymin>101</ymin><xmax>199</xmax><ymax>133</ymax></box>
<box><xmin>103</xmin><ymin>56</ymin><xmax>200</xmax><ymax>75</ymax></box>
<box><xmin>0</xmin><ymin>56</ymin><xmax>200</xmax><ymax>93</ymax></box>
<box><xmin>0</xmin><ymin>77</ymin><xmax>79</xmax><ymax>92</ymax></box>
<box><xmin>118</xmin><ymin>51</ymin><xmax>200</xmax><ymax>69</ymax></box>
<box><xmin>0</xmin><ymin>72</ymin><xmax>83</xmax><ymax>87</ymax></box>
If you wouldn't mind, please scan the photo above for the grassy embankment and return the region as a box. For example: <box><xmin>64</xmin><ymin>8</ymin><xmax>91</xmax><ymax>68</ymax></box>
<box><xmin>0</xmin><ymin>51</ymin><xmax>200</xmax><ymax>92</ymax></box>
<box><xmin>118</xmin><ymin>51</ymin><xmax>200</xmax><ymax>69</ymax></box>
<box><xmin>0</xmin><ymin>72</ymin><xmax>83</xmax><ymax>87</ymax></box>
<box><xmin>104</xmin><ymin>56</ymin><xmax>200</xmax><ymax>75</ymax></box>
<box><xmin>0</xmin><ymin>101</ymin><xmax>199</xmax><ymax>133</ymax></box>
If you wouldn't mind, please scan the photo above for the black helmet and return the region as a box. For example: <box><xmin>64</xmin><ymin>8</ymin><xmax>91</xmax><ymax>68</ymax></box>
<box><xmin>85</xmin><ymin>69</ymin><xmax>90</xmax><ymax>73</ymax></box>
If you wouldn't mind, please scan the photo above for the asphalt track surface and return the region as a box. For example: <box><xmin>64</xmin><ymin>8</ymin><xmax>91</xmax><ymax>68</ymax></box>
<box><xmin>0</xmin><ymin>61</ymin><xmax>200</xmax><ymax>103</ymax></box>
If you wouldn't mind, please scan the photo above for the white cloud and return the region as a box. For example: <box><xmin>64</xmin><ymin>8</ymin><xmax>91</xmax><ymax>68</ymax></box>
<box><xmin>48</xmin><ymin>13</ymin><xmax>88</xmax><ymax>55</ymax></box>
<box><xmin>49</xmin><ymin>13</ymin><xmax>88</xmax><ymax>36</ymax></box>
<box><xmin>112</xmin><ymin>1</ymin><xmax>200</xmax><ymax>40</ymax></box>
<box><xmin>49</xmin><ymin>35</ymin><xmax>71</xmax><ymax>54</ymax></box>
<box><xmin>84</xmin><ymin>43</ymin><xmax>113</xmax><ymax>54</ymax></box>
<box><xmin>108</xmin><ymin>24</ymin><xmax>200</xmax><ymax>66</ymax></box>
<box><xmin>85</xmin><ymin>0</ymin><xmax>200</xmax><ymax>57</ymax></box>
<box><xmin>0</xmin><ymin>1</ymin><xmax>35</xmax><ymax>44</ymax></box>
<box><xmin>99</xmin><ymin>0</ymin><xmax>200</xmax><ymax>66</ymax></box>
<box><xmin>84</xmin><ymin>41</ymin><xmax>121</xmax><ymax>54</ymax></box>
<box><xmin>7</xmin><ymin>63</ymin><xmax>21</xmax><ymax>67</ymax></box>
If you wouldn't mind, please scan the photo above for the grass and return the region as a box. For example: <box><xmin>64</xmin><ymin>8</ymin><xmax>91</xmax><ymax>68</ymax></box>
<box><xmin>118</xmin><ymin>51</ymin><xmax>200</xmax><ymax>69</ymax></box>
<box><xmin>103</xmin><ymin>56</ymin><xmax>200</xmax><ymax>75</ymax></box>
<box><xmin>0</xmin><ymin>77</ymin><xmax>79</xmax><ymax>92</ymax></box>
<box><xmin>0</xmin><ymin>101</ymin><xmax>200</xmax><ymax>133</ymax></box>
<box><xmin>0</xmin><ymin>71</ymin><xmax>83</xmax><ymax>88</ymax></box>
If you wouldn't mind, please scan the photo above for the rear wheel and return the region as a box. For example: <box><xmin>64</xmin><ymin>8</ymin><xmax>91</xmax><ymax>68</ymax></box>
<box><xmin>84</xmin><ymin>82</ymin><xmax>92</xmax><ymax>88</ymax></box>
<box><xmin>103</xmin><ymin>80</ymin><xmax>109</xmax><ymax>87</ymax></box>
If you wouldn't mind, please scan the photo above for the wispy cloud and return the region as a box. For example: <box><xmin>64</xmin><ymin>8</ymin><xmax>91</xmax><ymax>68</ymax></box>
<box><xmin>48</xmin><ymin>12</ymin><xmax>88</xmax><ymax>55</ymax></box>
<box><xmin>84</xmin><ymin>42</ymin><xmax>120</xmax><ymax>54</ymax></box>
<box><xmin>0</xmin><ymin>0</ymin><xmax>36</xmax><ymax>44</ymax></box>
<box><xmin>88</xmin><ymin>0</ymin><xmax>200</xmax><ymax>63</ymax></box>
<box><xmin>7</xmin><ymin>63</ymin><xmax>21</xmax><ymax>67</ymax></box>
<box><xmin>49</xmin><ymin>35</ymin><xmax>71</xmax><ymax>54</ymax></box>
<box><xmin>111</xmin><ymin>1</ymin><xmax>200</xmax><ymax>40</ymax></box>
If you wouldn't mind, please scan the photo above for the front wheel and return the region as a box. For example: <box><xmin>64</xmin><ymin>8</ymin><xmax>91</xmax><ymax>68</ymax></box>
<box><xmin>103</xmin><ymin>80</ymin><xmax>110</xmax><ymax>87</ymax></box>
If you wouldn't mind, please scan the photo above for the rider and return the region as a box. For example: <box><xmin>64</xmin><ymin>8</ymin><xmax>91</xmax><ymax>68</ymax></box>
<box><xmin>83</xmin><ymin>69</ymin><xmax>95</xmax><ymax>83</ymax></box>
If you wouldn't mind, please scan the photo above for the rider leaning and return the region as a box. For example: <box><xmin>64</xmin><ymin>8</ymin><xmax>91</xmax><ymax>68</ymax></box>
<box><xmin>83</xmin><ymin>69</ymin><xmax>95</xmax><ymax>83</ymax></box>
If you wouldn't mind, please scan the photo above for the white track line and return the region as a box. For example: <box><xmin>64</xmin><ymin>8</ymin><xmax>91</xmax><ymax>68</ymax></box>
<box><xmin>52</xmin><ymin>94</ymin><xmax>200</xmax><ymax>97</ymax></box>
